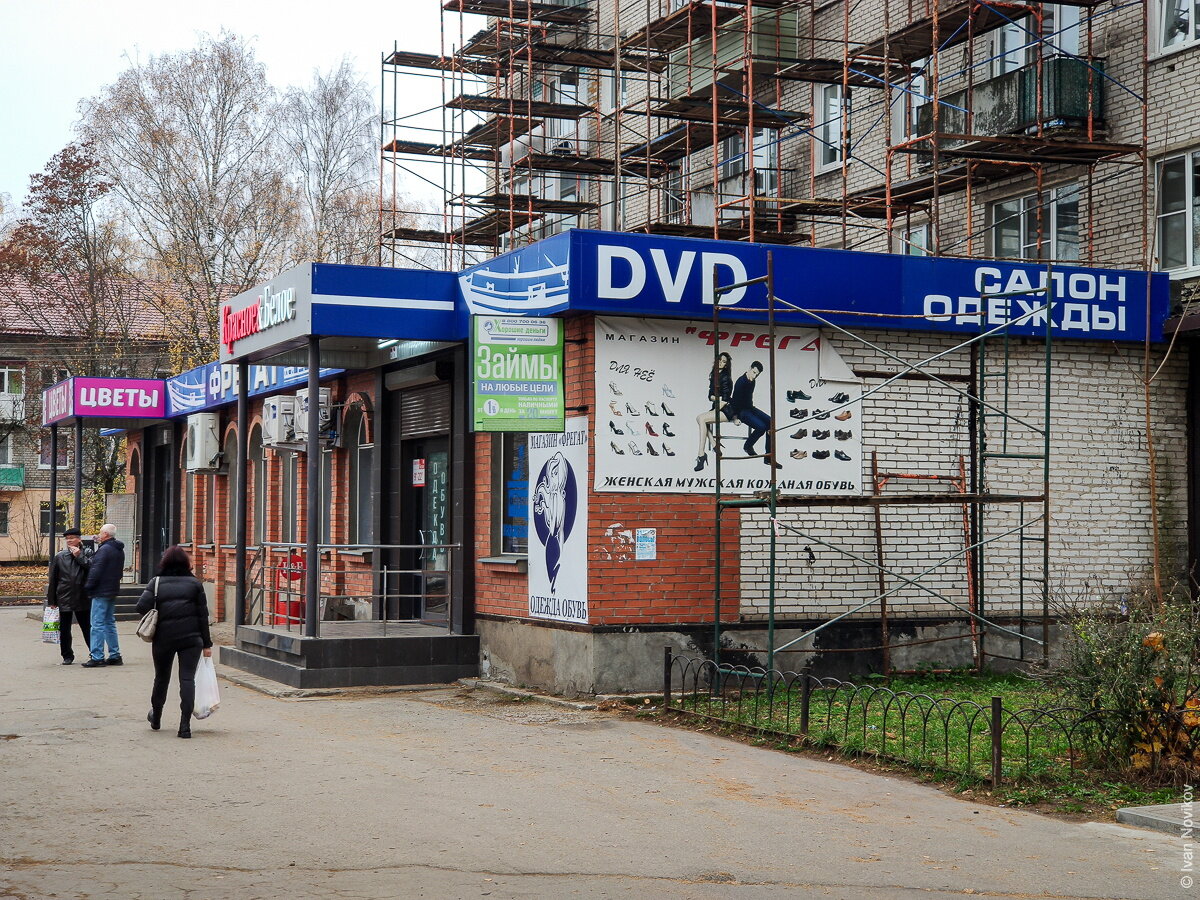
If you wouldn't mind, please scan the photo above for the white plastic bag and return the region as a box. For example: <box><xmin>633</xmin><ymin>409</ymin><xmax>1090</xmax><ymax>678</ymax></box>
<box><xmin>193</xmin><ymin>656</ymin><xmax>221</xmax><ymax>720</ymax></box>
<box><xmin>42</xmin><ymin>606</ymin><xmax>60</xmax><ymax>644</ymax></box>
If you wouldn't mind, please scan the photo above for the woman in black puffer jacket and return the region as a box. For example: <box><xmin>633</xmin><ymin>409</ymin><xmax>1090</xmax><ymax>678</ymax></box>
<box><xmin>137</xmin><ymin>546</ymin><xmax>213</xmax><ymax>738</ymax></box>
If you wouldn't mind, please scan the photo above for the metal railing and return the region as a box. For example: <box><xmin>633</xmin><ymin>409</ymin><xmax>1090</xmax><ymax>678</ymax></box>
<box><xmin>247</xmin><ymin>542</ymin><xmax>459</xmax><ymax>636</ymax></box>
<box><xmin>662</xmin><ymin>649</ymin><xmax>1135</xmax><ymax>786</ymax></box>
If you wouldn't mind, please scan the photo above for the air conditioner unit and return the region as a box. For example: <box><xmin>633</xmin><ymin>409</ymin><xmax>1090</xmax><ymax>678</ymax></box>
<box><xmin>262</xmin><ymin>396</ymin><xmax>297</xmax><ymax>447</ymax></box>
<box><xmin>293</xmin><ymin>387</ymin><xmax>334</xmax><ymax>444</ymax></box>
<box><xmin>185</xmin><ymin>413</ymin><xmax>221</xmax><ymax>472</ymax></box>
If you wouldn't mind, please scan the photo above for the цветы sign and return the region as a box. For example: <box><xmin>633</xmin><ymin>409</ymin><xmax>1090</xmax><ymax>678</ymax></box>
<box><xmin>42</xmin><ymin>377</ymin><xmax>166</xmax><ymax>425</ymax></box>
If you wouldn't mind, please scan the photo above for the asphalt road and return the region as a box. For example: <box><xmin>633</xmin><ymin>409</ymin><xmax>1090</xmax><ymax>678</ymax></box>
<box><xmin>0</xmin><ymin>608</ymin><xmax>1186</xmax><ymax>899</ymax></box>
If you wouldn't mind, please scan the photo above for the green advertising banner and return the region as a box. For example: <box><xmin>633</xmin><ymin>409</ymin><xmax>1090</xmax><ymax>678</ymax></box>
<box><xmin>472</xmin><ymin>316</ymin><xmax>565</xmax><ymax>432</ymax></box>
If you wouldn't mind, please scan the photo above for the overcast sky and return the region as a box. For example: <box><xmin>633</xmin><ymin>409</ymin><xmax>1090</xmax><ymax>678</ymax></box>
<box><xmin>0</xmin><ymin>1</ymin><xmax>451</xmax><ymax>210</ymax></box>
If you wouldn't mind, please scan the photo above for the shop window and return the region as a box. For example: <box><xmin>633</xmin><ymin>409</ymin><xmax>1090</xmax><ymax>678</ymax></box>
<box><xmin>250</xmin><ymin>425</ymin><xmax>265</xmax><ymax>546</ymax></box>
<box><xmin>989</xmin><ymin>183</ymin><xmax>1079</xmax><ymax>261</ymax></box>
<box><xmin>346</xmin><ymin>409</ymin><xmax>374</xmax><ymax>545</ymax></box>
<box><xmin>182</xmin><ymin>470</ymin><xmax>194</xmax><ymax>543</ymax></box>
<box><xmin>204</xmin><ymin>473</ymin><xmax>217</xmax><ymax>543</ymax></box>
<box><xmin>1157</xmin><ymin>150</ymin><xmax>1200</xmax><ymax>271</ymax></box>
<box><xmin>0</xmin><ymin>500</ymin><xmax>8</xmax><ymax>536</ymax></box>
<box><xmin>320</xmin><ymin>447</ymin><xmax>333</xmax><ymax>545</ymax></box>
<box><xmin>280</xmin><ymin>451</ymin><xmax>298</xmax><ymax>545</ymax></box>
<box><xmin>493</xmin><ymin>433</ymin><xmax>529</xmax><ymax>556</ymax></box>
<box><xmin>1159</xmin><ymin>0</ymin><xmax>1198</xmax><ymax>52</ymax></box>
<box><xmin>40</xmin><ymin>501</ymin><xmax>68</xmax><ymax>536</ymax></box>
<box><xmin>224</xmin><ymin>431</ymin><xmax>238</xmax><ymax>543</ymax></box>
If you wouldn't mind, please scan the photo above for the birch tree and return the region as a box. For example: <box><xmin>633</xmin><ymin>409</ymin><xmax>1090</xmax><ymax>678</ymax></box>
<box><xmin>78</xmin><ymin>31</ymin><xmax>297</xmax><ymax>369</ymax></box>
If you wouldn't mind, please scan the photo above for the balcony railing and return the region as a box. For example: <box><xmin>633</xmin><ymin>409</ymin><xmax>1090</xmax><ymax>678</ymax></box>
<box><xmin>914</xmin><ymin>56</ymin><xmax>1106</xmax><ymax>141</ymax></box>
<box><xmin>0</xmin><ymin>465</ymin><xmax>25</xmax><ymax>490</ymax></box>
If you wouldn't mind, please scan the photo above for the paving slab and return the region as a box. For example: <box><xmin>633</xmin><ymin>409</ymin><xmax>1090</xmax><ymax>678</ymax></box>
<box><xmin>0</xmin><ymin>607</ymin><xmax>1188</xmax><ymax>900</ymax></box>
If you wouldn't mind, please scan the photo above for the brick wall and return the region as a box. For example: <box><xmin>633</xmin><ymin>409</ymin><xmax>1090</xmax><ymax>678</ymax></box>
<box><xmin>738</xmin><ymin>329</ymin><xmax>1190</xmax><ymax>621</ymax></box>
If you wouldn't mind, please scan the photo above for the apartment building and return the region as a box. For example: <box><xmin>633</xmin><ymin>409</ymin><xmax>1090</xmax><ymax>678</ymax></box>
<box><xmin>0</xmin><ymin>279</ymin><xmax>170</xmax><ymax>562</ymax></box>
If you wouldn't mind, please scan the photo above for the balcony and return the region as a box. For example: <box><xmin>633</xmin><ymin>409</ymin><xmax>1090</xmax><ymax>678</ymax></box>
<box><xmin>666</xmin><ymin>6</ymin><xmax>802</xmax><ymax>98</ymax></box>
<box><xmin>914</xmin><ymin>56</ymin><xmax>1106</xmax><ymax>142</ymax></box>
<box><xmin>0</xmin><ymin>465</ymin><xmax>25</xmax><ymax>491</ymax></box>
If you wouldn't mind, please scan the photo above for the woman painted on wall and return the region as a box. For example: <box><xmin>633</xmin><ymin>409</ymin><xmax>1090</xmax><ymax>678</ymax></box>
<box><xmin>533</xmin><ymin>452</ymin><xmax>569</xmax><ymax>592</ymax></box>
<box><xmin>694</xmin><ymin>351</ymin><xmax>734</xmax><ymax>472</ymax></box>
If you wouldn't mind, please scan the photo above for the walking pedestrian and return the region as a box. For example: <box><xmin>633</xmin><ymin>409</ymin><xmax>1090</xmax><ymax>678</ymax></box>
<box><xmin>137</xmin><ymin>546</ymin><xmax>213</xmax><ymax>739</ymax></box>
<box><xmin>82</xmin><ymin>523</ymin><xmax>125</xmax><ymax>668</ymax></box>
<box><xmin>45</xmin><ymin>527</ymin><xmax>91</xmax><ymax>665</ymax></box>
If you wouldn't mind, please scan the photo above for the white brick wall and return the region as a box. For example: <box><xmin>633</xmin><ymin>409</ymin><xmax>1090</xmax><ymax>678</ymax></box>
<box><xmin>738</xmin><ymin>328</ymin><xmax>1189</xmax><ymax>621</ymax></box>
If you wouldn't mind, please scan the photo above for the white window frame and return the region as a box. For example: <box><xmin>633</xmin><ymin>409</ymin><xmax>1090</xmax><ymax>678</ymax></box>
<box><xmin>1156</xmin><ymin>0</ymin><xmax>1200</xmax><ymax>54</ymax></box>
<box><xmin>815</xmin><ymin>84</ymin><xmax>847</xmax><ymax>174</ymax></box>
<box><xmin>891</xmin><ymin>59</ymin><xmax>929</xmax><ymax>144</ymax></box>
<box><xmin>0</xmin><ymin>434</ymin><xmax>12</xmax><ymax>467</ymax></box>
<box><xmin>0</xmin><ymin>367</ymin><xmax>24</xmax><ymax>396</ymax></box>
<box><xmin>989</xmin><ymin>183</ymin><xmax>1080</xmax><ymax>262</ymax></box>
<box><xmin>1157</xmin><ymin>150</ymin><xmax>1200</xmax><ymax>274</ymax></box>
<box><xmin>897</xmin><ymin>223</ymin><xmax>931</xmax><ymax>256</ymax></box>
<box><xmin>38</xmin><ymin>435</ymin><xmax>69</xmax><ymax>470</ymax></box>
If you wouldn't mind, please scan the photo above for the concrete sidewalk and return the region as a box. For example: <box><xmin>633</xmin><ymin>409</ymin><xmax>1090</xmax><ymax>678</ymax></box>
<box><xmin>0</xmin><ymin>608</ymin><xmax>1185</xmax><ymax>899</ymax></box>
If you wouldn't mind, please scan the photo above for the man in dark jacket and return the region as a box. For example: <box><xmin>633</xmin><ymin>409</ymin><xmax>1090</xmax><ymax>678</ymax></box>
<box><xmin>46</xmin><ymin>527</ymin><xmax>91</xmax><ymax>665</ymax></box>
<box><xmin>82</xmin><ymin>523</ymin><xmax>125</xmax><ymax>668</ymax></box>
<box><xmin>727</xmin><ymin>361</ymin><xmax>780</xmax><ymax>468</ymax></box>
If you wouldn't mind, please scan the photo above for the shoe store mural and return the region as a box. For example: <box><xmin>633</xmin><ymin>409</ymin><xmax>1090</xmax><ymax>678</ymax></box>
<box><xmin>594</xmin><ymin>317</ymin><xmax>861</xmax><ymax>495</ymax></box>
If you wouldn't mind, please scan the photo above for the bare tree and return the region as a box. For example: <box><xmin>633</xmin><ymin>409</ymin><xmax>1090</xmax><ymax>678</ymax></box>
<box><xmin>78</xmin><ymin>31</ymin><xmax>297</xmax><ymax>369</ymax></box>
<box><xmin>279</xmin><ymin>61</ymin><xmax>379</xmax><ymax>265</ymax></box>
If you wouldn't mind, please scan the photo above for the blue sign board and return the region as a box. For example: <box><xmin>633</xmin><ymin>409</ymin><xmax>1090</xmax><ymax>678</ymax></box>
<box><xmin>459</xmin><ymin>229</ymin><xmax>1169</xmax><ymax>342</ymax></box>
<box><xmin>309</xmin><ymin>263</ymin><xmax>462</xmax><ymax>341</ymax></box>
<box><xmin>166</xmin><ymin>363</ymin><xmax>343</xmax><ymax>417</ymax></box>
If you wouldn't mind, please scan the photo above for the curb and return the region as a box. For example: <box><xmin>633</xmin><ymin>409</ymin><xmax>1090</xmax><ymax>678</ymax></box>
<box><xmin>218</xmin><ymin>669</ymin><xmax>452</xmax><ymax>700</ymax></box>
<box><xmin>459</xmin><ymin>677</ymin><xmax>598</xmax><ymax>711</ymax></box>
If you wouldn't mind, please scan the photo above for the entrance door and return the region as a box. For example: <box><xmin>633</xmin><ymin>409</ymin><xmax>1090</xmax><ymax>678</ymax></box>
<box><xmin>396</xmin><ymin>436</ymin><xmax>450</xmax><ymax>624</ymax></box>
<box><xmin>148</xmin><ymin>442</ymin><xmax>174</xmax><ymax>575</ymax></box>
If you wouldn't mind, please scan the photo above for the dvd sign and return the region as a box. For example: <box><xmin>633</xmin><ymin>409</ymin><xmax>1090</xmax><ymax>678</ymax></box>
<box><xmin>220</xmin><ymin>285</ymin><xmax>297</xmax><ymax>354</ymax></box>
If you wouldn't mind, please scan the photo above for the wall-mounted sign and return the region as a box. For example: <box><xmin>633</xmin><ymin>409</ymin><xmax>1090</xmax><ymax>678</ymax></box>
<box><xmin>42</xmin><ymin>377</ymin><xmax>167</xmax><ymax>425</ymax></box>
<box><xmin>594</xmin><ymin>316</ymin><xmax>862</xmax><ymax>496</ymax></box>
<box><xmin>165</xmin><ymin>362</ymin><xmax>342</xmax><ymax>417</ymax></box>
<box><xmin>471</xmin><ymin>315</ymin><xmax>565</xmax><ymax>433</ymax></box>
<box><xmin>458</xmin><ymin>229</ymin><xmax>1170</xmax><ymax>343</ymax></box>
<box><xmin>528</xmin><ymin>417</ymin><xmax>589</xmax><ymax>625</ymax></box>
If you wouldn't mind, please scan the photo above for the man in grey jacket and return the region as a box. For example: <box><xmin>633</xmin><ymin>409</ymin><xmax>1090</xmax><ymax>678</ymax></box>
<box><xmin>46</xmin><ymin>527</ymin><xmax>91</xmax><ymax>665</ymax></box>
<box><xmin>82</xmin><ymin>524</ymin><xmax>125</xmax><ymax>668</ymax></box>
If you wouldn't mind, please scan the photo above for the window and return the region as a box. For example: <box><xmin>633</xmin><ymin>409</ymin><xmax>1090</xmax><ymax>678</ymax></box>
<box><xmin>990</xmin><ymin>183</ymin><xmax>1079</xmax><ymax>261</ymax></box>
<box><xmin>320</xmin><ymin>447</ymin><xmax>333</xmax><ymax>545</ymax></box>
<box><xmin>1159</xmin><ymin>0</ymin><xmax>1198</xmax><ymax>51</ymax></box>
<box><xmin>182</xmin><ymin>470</ymin><xmax>194</xmax><ymax>543</ymax></box>
<box><xmin>280</xmin><ymin>452</ymin><xmax>298</xmax><ymax>544</ymax></box>
<box><xmin>347</xmin><ymin>410</ymin><xmax>374</xmax><ymax>545</ymax></box>
<box><xmin>0</xmin><ymin>367</ymin><xmax>23</xmax><ymax>396</ymax></box>
<box><xmin>816</xmin><ymin>84</ymin><xmax>847</xmax><ymax>172</ymax></box>
<box><xmin>0</xmin><ymin>501</ymin><xmax>8</xmax><ymax>537</ymax></box>
<box><xmin>663</xmin><ymin>169</ymin><xmax>686</xmax><ymax>224</ymax></box>
<box><xmin>38</xmin><ymin>435</ymin><xmax>69</xmax><ymax>469</ymax></box>
<box><xmin>992</xmin><ymin>7</ymin><xmax>1081</xmax><ymax>77</ymax></box>
<box><xmin>493</xmin><ymin>433</ymin><xmax>529</xmax><ymax>555</ymax></box>
<box><xmin>898</xmin><ymin>224</ymin><xmax>931</xmax><ymax>256</ymax></box>
<box><xmin>40</xmin><ymin>501</ymin><xmax>68</xmax><ymax>536</ymax></box>
<box><xmin>752</xmin><ymin>130</ymin><xmax>780</xmax><ymax>196</ymax></box>
<box><xmin>224</xmin><ymin>431</ymin><xmax>239</xmax><ymax>543</ymax></box>
<box><xmin>204</xmin><ymin>474</ymin><xmax>217</xmax><ymax>543</ymax></box>
<box><xmin>0</xmin><ymin>435</ymin><xmax>11</xmax><ymax>467</ymax></box>
<box><xmin>891</xmin><ymin>59</ymin><xmax>929</xmax><ymax>143</ymax></box>
<box><xmin>991</xmin><ymin>22</ymin><xmax>1027</xmax><ymax>77</ymax></box>
<box><xmin>249</xmin><ymin>425</ymin><xmax>265</xmax><ymax>546</ymax></box>
<box><xmin>1157</xmin><ymin>151</ymin><xmax>1200</xmax><ymax>270</ymax></box>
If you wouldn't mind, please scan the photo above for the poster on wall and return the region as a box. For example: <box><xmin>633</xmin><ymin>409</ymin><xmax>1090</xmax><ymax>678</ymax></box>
<box><xmin>594</xmin><ymin>317</ymin><xmax>862</xmax><ymax>495</ymax></box>
<box><xmin>527</xmin><ymin>416</ymin><xmax>589</xmax><ymax>624</ymax></box>
<box><xmin>472</xmin><ymin>315</ymin><xmax>564</xmax><ymax>432</ymax></box>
